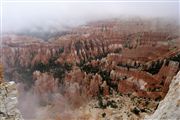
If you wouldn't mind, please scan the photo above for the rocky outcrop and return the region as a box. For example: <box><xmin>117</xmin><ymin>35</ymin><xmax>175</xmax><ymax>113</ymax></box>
<box><xmin>0</xmin><ymin>64</ymin><xmax>23</xmax><ymax>120</ymax></box>
<box><xmin>145</xmin><ymin>71</ymin><xmax>180</xmax><ymax>120</ymax></box>
<box><xmin>0</xmin><ymin>81</ymin><xmax>24</xmax><ymax>120</ymax></box>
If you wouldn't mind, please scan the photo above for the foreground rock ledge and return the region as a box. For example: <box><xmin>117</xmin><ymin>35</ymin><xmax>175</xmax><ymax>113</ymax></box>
<box><xmin>0</xmin><ymin>81</ymin><xmax>24</xmax><ymax>120</ymax></box>
<box><xmin>145</xmin><ymin>71</ymin><xmax>180</xmax><ymax>120</ymax></box>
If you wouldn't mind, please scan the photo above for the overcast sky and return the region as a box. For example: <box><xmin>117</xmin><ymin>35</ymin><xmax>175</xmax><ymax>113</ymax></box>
<box><xmin>1</xmin><ymin>0</ymin><xmax>179</xmax><ymax>32</ymax></box>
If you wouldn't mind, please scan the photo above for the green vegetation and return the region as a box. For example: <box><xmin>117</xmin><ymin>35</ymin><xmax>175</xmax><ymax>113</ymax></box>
<box><xmin>131</xmin><ymin>107</ymin><xmax>140</xmax><ymax>115</ymax></box>
<box><xmin>80</xmin><ymin>64</ymin><xmax>99</xmax><ymax>74</ymax></box>
<box><xmin>80</xmin><ymin>63</ymin><xmax>111</xmax><ymax>83</ymax></box>
<box><xmin>97</xmin><ymin>94</ymin><xmax>118</xmax><ymax>109</ymax></box>
<box><xmin>8</xmin><ymin>55</ymin><xmax>73</xmax><ymax>88</ymax></box>
<box><xmin>79</xmin><ymin>63</ymin><xmax>118</xmax><ymax>94</ymax></box>
<box><xmin>102</xmin><ymin>113</ymin><xmax>106</xmax><ymax>118</ymax></box>
<box><xmin>169</xmin><ymin>54</ymin><xmax>180</xmax><ymax>63</ymax></box>
<box><xmin>33</xmin><ymin>57</ymin><xmax>72</xmax><ymax>83</ymax></box>
<box><xmin>97</xmin><ymin>95</ymin><xmax>106</xmax><ymax>109</ymax></box>
<box><xmin>117</xmin><ymin>63</ymin><xmax>139</xmax><ymax>69</ymax></box>
<box><xmin>145</xmin><ymin>61</ymin><xmax>163</xmax><ymax>75</ymax></box>
<box><xmin>107</xmin><ymin>100</ymin><xmax>118</xmax><ymax>108</ymax></box>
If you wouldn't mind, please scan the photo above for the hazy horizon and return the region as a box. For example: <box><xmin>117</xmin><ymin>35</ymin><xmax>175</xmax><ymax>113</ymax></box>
<box><xmin>1</xmin><ymin>0</ymin><xmax>179</xmax><ymax>33</ymax></box>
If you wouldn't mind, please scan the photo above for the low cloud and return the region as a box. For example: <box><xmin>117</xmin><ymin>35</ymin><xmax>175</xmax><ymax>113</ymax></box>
<box><xmin>2</xmin><ymin>1</ymin><xmax>179</xmax><ymax>33</ymax></box>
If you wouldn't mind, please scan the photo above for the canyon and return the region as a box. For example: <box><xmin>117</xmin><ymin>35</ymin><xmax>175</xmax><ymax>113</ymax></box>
<box><xmin>0</xmin><ymin>18</ymin><xmax>180</xmax><ymax>120</ymax></box>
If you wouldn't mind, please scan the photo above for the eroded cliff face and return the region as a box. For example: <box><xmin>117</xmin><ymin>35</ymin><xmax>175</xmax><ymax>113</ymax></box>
<box><xmin>0</xmin><ymin>65</ymin><xmax>23</xmax><ymax>120</ymax></box>
<box><xmin>1</xmin><ymin>19</ymin><xmax>180</xmax><ymax>120</ymax></box>
<box><xmin>145</xmin><ymin>71</ymin><xmax>180</xmax><ymax>120</ymax></box>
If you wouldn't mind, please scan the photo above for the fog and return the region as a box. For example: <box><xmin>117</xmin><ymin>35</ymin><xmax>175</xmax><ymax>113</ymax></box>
<box><xmin>1</xmin><ymin>0</ymin><xmax>179</xmax><ymax>33</ymax></box>
<box><xmin>0</xmin><ymin>1</ymin><xmax>179</xmax><ymax>120</ymax></box>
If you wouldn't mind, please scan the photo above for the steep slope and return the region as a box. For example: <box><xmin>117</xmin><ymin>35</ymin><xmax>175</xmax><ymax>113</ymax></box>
<box><xmin>145</xmin><ymin>71</ymin><xmax>180</xmax><ymax>120</ymax></box>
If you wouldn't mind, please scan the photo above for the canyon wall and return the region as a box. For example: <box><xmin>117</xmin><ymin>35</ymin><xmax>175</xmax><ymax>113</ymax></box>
<box><xmin>1</xmin><ymin>19</ymin><xmax>180</xmax><ymax>119</ymax></box>
<box><xmin>145</xmin><ymin>70</ymin><xmax>180</xmax><ymax>120</ymax></box>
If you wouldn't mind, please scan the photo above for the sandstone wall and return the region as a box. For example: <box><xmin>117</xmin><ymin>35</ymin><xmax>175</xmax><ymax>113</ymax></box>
<box><xmin>145</xmin><ymin>71</ymin><xmax>180</xmax><ymax>120</ymax></box>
